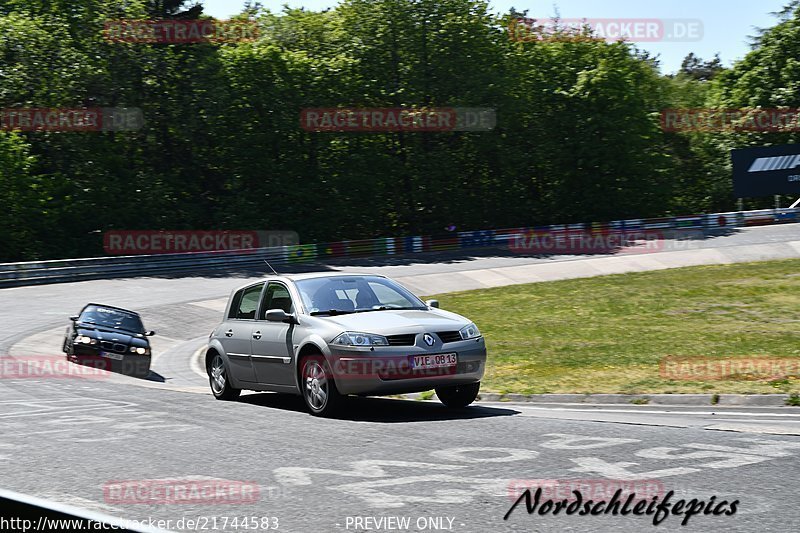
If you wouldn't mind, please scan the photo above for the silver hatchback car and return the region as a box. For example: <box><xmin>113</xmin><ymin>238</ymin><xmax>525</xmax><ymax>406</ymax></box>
<box><xmin>206</xmin><ymin>273</ymin><xmax>487</xmax><ymax>416</ymax></box>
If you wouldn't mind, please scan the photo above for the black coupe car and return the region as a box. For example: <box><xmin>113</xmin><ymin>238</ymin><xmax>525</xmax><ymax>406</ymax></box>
<box><xmin>63</xmin><ymin>303</ymin><xmax>155</xmax><ymax>378</ymax></box>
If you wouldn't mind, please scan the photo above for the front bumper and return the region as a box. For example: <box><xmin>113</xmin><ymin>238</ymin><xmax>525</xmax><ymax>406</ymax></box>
<box><xmin>327</xmin><ymin>337</ymin><xmax>487</xmax><ymax>396</ymax></box>
<box><xmin>70</xmin><ymin>345</ymin><xmax>151</xmax><ymax>375</ymax></box>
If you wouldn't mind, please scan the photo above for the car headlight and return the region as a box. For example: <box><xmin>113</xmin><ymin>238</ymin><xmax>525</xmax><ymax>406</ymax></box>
<box><xmin>75</xmin><ymin>335</ymin><xmax>96</xmax><ymax>345</ymax></box>
<box><xmin>459</xmin><ymin>323</ymin><xmax>481</xmax><ymax>340</ymax></box>
<box><xmin>332</xmin><ymin>332</ymin><xmax>389</xmax><ymax>347</ymax></box>
<box><xmin>129</xmin><ymin>347</ymin><xmax>149</xmax><ymax>355</ymax></box>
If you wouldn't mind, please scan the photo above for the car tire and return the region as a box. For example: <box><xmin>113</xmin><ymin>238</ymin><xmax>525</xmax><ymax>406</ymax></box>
<box><xmin>65</xmin><ymin>347</ymin><xmax>79</xmax><ymax>364</ymax></box>
<box><xmin>208</xmin><ymin>354</ymin><xmax>241</xmax><ymax>401</ymax></box>
<box><xmin>300</xmin><ymin>355</ymin><xmax>342</xmax><ymax>417</ymax></box>
<box><xmin>436</xmin><ymin>382</ymin><xmax>480</xmax><ymax>408</ymax></box>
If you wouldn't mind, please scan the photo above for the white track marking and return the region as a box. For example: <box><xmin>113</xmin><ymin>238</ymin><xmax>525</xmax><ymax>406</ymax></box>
<box><xmin>34</xmin><ymin>493</ymin><xmax>122</xmax><ymax>516</ymax></box>
<box><xmin>569</xmin><ymin>457</ymin><xmax>701</xmax><ymax>480</ymax></box>
<box><xmin>497</xmin><ymin>404</ymin><xmax>800</xmax><ymax>418</ymax></box>
<box><xmin>0</xmin><ymin>398</ymin><xmax>136</xmax><ymax>419</ymax></box>
<box><xmin>275</xmin><ymin>460</ymin><xmax>466</xmax><ymax>486</ymax></box>
<box><xmin>540</xmin><ymin>433</ymin><xmax>641</xmax><ymax>449</ymax></box>
<box><xmin>705</xmin><ymin>424</ymin><xmax>800</xmax><ymax>435</ymax></box>
<box><xmin>429</xmin><ymin>447</ymin><xmax>538</xmax><ymax>463</ymax></box>
<box><xmin>191</xmin><ymin>345</ymin><xmax>208</xmax><ymax>379</ymax></box>
<box><xmin>0</xmin><ymin>442</ymin><xmax>14</xmax><ymax>461</ymax></box>
<box><xmin>635</xmin><ymin>447</ymin><xmax>772</xmax><ymax>469</ymax></box>
<box><xmin>684</xmin><ymin>439</ymin><xmax>800</xmax><ymax>457</ymax></box>
<box><xmin>271</xmin><ymin>437</ymin><xmax>800</xmax><ymax>509</ymax></box>
<box><xmin>332</xmin><ymin>474</ymin><xmax>509</xmax><ymax>508</ymax></box>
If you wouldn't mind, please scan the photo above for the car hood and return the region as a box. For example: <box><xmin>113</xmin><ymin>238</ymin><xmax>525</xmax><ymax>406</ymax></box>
<box><xmin>311</xmin><ymin>308</ymin><xmax>470</xmax><ymax>335</ymax></box>
<box><xmin>77</xmin><ymin>326</ymin><xmax>148</xmax><ymax>346</ymax></box>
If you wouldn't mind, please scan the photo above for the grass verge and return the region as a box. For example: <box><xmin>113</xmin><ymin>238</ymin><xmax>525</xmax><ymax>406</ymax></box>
<box><xmin>430</xmin><ymin>259</ymin><xmax>800</xmax><ymax>395</ymax></box>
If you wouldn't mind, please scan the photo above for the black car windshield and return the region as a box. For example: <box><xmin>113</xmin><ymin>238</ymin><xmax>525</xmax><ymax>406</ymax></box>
<box><xmin>79</xmin><ymin>305</ymin><xmax>145</xmax><ymax>333</ymax></box>
<box><xmin>295</xmin><ymin>276</ymin><xmax>426</xmax><ymax>315</ymax></box>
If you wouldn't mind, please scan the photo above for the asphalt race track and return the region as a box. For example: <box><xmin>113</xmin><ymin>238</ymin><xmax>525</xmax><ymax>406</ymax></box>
<box><xmin>1</xmin><ymin>224</ymin><xmax>799</xmax><ymax>533</ymax></box>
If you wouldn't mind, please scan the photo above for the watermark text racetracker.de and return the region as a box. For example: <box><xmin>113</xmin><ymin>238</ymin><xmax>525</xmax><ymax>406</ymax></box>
<box><xmin>509</xmin><ymin>229</ymin><xmax>704</xmax><ymax>255</ymax></box>
<box><xmin>103</xmin><ymin>230</ymin><xmax>299</xmax><ymax>255</ymax></box>
<box><xmin>0</xmin><ymin>108</ymin><xmax>143</xmax><ymax>132</ymax></box>
<box><xmin>0</xmin><ymin>355</ymin><xmax>110</xmax><ymax>380</ymax></box>
<box><xmin>104</xmin><ymin>19</ymin><xmax>259</xmax><ymax>43</ymax></box>
<box><xmin>509</xmin><ymin>17</ymin><xmax>703</xmax><ymax>43</ymax></box>
<box><xmin>661</xmin><ymin>356</ymin><xmax>800</xmax><ymax>381</ymax></box>
<box><xmin>103</xmin><ymin>479</ymin><xmax>260</xmax><ymax>505</ymax></box>
<box><xmin>300</xmin><ymin>108</ymin><xmax>496</xmax><ymax>132</ymax></box>
<box><xmin>320</xmin><ymin>355</ymin><xmax>478</xmax><ymax>381</ymax></box>
<box><xmin>662</xmin><ymin>108</ymin><xmax>800</xmax><ymax>132</ymax></box>
<box><xmin>507</xmin><ymin>478</ymin><xmax>665</xmax><ymax>503</ymax></box>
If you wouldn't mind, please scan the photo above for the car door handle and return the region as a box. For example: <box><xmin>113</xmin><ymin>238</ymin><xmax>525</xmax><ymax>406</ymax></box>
<box><xmin>225</xmin><ymin>329</ymin><xmax>234</xmax><ymax>337</ymax></box>
<box><xmin>252</xmin><ymin>331</ymin><xmax>262</xmax><ymax>340</ymax></box>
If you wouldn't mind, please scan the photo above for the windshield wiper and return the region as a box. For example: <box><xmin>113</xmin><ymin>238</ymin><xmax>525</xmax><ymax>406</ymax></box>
<box><xmin>310</xmin><ymin>309</ymin><xmax>355</xmax><ymax>316</ymax></box>
<box><xmin>354</xmin><ymin>306</ymin><xmax>424</xmax><ymax>313</ymax></box>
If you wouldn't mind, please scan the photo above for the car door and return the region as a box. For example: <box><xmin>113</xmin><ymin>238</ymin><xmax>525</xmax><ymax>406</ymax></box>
<box><xmin>250</xmin><ymin>282</ymin><xmax>296</xmax><ymax>387</ymax></box>
<box><xmin>220</xmin><ymin>283</ymin><xmax>265</xmax><ymax>383</ymax></box>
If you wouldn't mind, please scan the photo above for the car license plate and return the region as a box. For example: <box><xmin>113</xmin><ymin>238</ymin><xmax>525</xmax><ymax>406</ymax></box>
<box><xmin>100</xmin><ymin>351</ymin><xmax>124</xmax><ymax>361</ymax></box>
<box><xmin>411</xmin><ymin>353</ymin><xmax>457</xmax><ymax>369</ymax></box>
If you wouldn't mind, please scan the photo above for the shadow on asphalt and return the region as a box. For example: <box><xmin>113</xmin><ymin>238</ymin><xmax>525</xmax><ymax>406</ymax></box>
<box><xmin>143</xmin><ymin>370</ymin><xmax>166</xmax><ymax>383</ymax></box>
<box><xmin>238</xmin><ymin>392</ymin><xmax>519</xmax><ymax>423</ymax></box>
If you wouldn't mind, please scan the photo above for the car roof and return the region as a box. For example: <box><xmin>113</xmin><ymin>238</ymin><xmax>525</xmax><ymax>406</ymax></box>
<box><xmin>233</xmin><ymin>272</ymin><xmax>387</xmax><ymax>291</ymax></box>
<box><xmin>283</xmin><ymin>272</ymin><xmax>386</xmax><ymax>282</ymax></box>
<box><xmin>83</xmin><ymin>303</ymin><xmax>141</xmax><ymax>316</ymax></box>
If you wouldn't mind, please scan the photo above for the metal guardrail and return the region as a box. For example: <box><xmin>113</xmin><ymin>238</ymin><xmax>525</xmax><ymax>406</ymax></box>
<box><xmin>1</xmin><ymin>209</ymin><xmax>798</xmax><ymax>288</ymax></box>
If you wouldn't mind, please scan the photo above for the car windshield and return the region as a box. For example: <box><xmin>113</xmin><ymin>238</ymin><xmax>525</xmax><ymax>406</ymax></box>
<box><xmin>295</xmin><ymin>276</ymin><xmax>426</xmax><ymax>315</ymax></box>
<box><xmin>79</xmin><ymin>305</ymin><xmax>145</xmax><ymax>333</ymax></box>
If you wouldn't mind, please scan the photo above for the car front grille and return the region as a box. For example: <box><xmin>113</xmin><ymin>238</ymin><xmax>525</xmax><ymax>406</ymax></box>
<box><xmin>436</xmin><ymin>331</ymin><xmax>462</xmax><ymax>343</ymax></box>
<box><xmin>386</xmin><ymin>334</ymin><xmax>417</xmax><ymax>346</ymax></box>
<box><xmin>101</xmin><ymin>341</ymin><xmax>127</xmax><ymax>353</ymax></box>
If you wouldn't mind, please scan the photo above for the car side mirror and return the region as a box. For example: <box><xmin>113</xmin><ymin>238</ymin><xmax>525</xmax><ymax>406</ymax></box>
<box><xmin>426</xmin><ymin>299</ymin><xmax>440</xmax><ymax>309</ymax></box>
<box><xmin>266</xmin><ymin>309</ymin><xmax>296</xmax><ymax>324</ymax></box>
<box><xmin>69</xmin><ymin>315</ymin><xmax>79</xmax><ymax>321</ymax></box>
<box><xmin>146</xmin><ymin>330</ymin><xmax>156</xmax><ymax>337</ymax></box>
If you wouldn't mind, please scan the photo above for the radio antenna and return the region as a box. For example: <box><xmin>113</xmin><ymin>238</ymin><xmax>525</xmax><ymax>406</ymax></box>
<box><xmin>264</xmin><ymin>260</ymin><xmax>280</xmax><ymax>276</ymax></box>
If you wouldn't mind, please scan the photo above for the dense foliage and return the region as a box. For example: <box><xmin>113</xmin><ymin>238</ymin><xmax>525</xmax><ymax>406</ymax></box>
<box><xmin>1</xmin><ymin>0</ymin><xmax>798</xmax><ymax>260</ymax></box>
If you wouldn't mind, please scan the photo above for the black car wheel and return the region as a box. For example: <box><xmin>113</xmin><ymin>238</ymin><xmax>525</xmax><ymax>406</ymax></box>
<box><xmin>436</xmin><ymin>382</ymin><xmax>480</xmax><ymax>408</ymax></box>
<box><xmin>209</xmin><ymin>354</ymin><xmax>241</xmax><ymax>401</ymax></box>
<box><xmin>300</xmin><ymin>355</ymin><xmax>342</xmax><ymax>417</ymax></box>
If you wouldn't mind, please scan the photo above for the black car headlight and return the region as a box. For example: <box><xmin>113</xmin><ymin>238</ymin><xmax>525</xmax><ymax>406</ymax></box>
<box><xmin>75</xmin><ymin>335</ymin><xmax>97</xmax><ymax>345</ymax></box>
<box><xmin>129</xmin><ymin>346</ymin><xmax>149</xmax><ymax>355</ymax></box>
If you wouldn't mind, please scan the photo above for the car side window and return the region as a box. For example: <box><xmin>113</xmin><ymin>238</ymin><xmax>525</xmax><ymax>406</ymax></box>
<box><xmin>233</xmin><ymin>284</ymin><xmax>264</xmax><ymax>320</ymax></box>
<box><xmin>227</xmin><ymin>290</ymin><xmax>244</xmax><ymax>319</ymax></box>
<box><xmin>259</xmin><ymin>282</ymin><xmax>295</xmax><ymax>319</ymax></box>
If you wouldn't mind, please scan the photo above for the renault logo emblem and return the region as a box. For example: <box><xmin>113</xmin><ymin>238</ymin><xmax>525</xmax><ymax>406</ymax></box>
<box><xmin>423</xmin><ymin>334</ymin><xmax>435</xmax><ymax>346</ymax></box>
